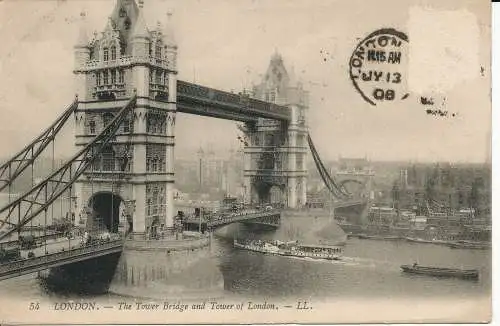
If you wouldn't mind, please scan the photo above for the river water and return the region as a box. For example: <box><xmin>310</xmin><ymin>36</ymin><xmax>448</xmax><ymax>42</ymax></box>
<box><xmin>0</xmin><ymin>204</ymin><xmax>491</xmax><ymax>323</ymax></box>
<box><xmin>0</xmin><ymin>216</ymin><xmax>491</xmax><ymax>300</ymax></box>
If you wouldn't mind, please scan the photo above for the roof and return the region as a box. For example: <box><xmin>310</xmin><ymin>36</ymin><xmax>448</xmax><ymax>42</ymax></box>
<box><xmin>163</xmin><ymin>12</ymin><xmax>176</xmax><ymax>46</ymax></box>
<box><xmin>75</xmin><ymin>12</ymin><xmax>89</xmax><ymax>47</ymax></box>
<box><xmin>131</xmin><ymin>7</ymin><xmax>150</xmax><ymax>39</ymax></box>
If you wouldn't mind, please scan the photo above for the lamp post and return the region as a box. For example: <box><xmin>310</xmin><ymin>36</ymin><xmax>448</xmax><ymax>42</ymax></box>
<box><xmin>123</xmin><ymin>199</ymin><xmax>136</xmax><ymax>238</ymax></box>
<box><xmin>197</xmin><ymin>148</ymin><xmax>204</xmax><ymax>192</ymax></box>
<box><xmin>199</xmin><ymin>207</ymin><xmax>203</xmax><ymax>234</ymax></box>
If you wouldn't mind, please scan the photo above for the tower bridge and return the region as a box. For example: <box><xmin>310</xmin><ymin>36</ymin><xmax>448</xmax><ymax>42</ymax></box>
<box><xmin>0</xmin><ymin>0</ymin><xmax>366</xmax><ymax>290</ymax></box>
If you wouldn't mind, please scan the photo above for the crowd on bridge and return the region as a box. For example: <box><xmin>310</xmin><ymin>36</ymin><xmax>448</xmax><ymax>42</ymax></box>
<box><xmin>185</xmin><ymin>205</ymin><xmax>279</xmax><ymax>225</ymax></box>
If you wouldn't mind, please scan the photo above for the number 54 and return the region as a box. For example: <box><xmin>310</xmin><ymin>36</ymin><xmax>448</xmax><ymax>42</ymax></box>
<box><xmin>29</xmin><ymin>302</ymin><xmax>40</xmax><ymax>310</ymax></box>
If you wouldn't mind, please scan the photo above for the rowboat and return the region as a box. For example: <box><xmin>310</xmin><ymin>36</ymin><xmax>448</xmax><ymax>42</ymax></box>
<box><xmin>400</xmin><ymin>264</ymin><xmax>479</xmax><ymax>280</ymax></box>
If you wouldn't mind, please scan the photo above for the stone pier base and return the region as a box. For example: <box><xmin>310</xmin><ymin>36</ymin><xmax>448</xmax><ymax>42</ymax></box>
<box><xmin>109</xmin><ymin>233</ymin><xmax>224</xmax><ymax>300</ymax></box>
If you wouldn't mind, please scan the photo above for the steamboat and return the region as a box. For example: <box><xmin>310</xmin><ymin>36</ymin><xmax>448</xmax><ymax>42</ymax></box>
<box><xmin>234</xmin><ymin>239</ymin><xmax>343</xmax><ymax>261</ymax></box>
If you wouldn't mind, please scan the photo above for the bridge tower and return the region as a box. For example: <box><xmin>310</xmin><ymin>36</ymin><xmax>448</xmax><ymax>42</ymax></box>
<box><xmin>73</xmin><ymin>0</ymin><xmax>178</xmax><ymax>239</ymax></box>
<box><xmin>242</xmin><ymin>53</ymin><xmax>308</xmax><ymax>208</ymax></box>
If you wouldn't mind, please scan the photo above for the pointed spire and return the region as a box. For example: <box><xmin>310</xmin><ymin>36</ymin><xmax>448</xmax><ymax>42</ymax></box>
<box><xmin>131</xmin><ymin>0</ymin><xmax>150</xmax><ymax>39</ymax></box>
<box><xmin>164</xmin><ymin>11</ymin><xmax>177</xmax><ymax>46</ymax></box>
<box><xmin>271</xmin><ymin>48</ymin><xmax>282</xmax><ymax>62</ymax></box>
<box><xmin>104</xmin><ymin>17</ymin><xmax>115</xmax><ymax>32</ymax></box>
<box><xmin>75</xmin><ymin>11</ymin><xmax>89</xmax><ymax>47</ymax></box>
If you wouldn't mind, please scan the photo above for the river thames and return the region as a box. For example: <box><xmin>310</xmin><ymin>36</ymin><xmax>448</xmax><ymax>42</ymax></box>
<box><xmin>0</xmin><ymin>220</ymin><xmax>491</xmax><ymax>301</ymax></box>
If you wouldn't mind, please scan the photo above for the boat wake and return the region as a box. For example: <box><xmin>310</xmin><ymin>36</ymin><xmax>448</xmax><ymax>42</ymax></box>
<box><xmin>283</xmin><ymin>254</ymin><xmax>396</xmax><ymax>269</ymax></box>
<box><xmin>336</xmin><ymin>256</ymin><xmax>402</xmax><ymax>270</ymax></box>
<box><xmin>285</xmin><ymin>255</ymin><xmax>348</xmax><ymax>265</ymax></box>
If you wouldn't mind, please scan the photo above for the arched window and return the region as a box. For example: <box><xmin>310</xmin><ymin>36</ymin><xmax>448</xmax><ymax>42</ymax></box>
<box><xmin>147</xmin><ymin>199</ymin><xmax>151</xmax><ymax>215</ymax></box>
<box><xmin>103</xmin><ymin>47</ymin><xmax>109</xmax><ymax>61</ymax></box>
<box><xmin>101</xmin><ymin>145</ymin><xmax>115</xmax><ymax>171</ymax></box>
<box><xmin>92</xmin><ymin>157</ymin><xmax>100</xmax><ymax>171</ymax></box>
<box><xmin>155</xmin><ymin>69</ymin><xmax>161</xmax><ymax>84</ymax></box>
<box><xmin>89</xmin><ymin>120</ymin><xmax>96</xmax><ymax>134</ymax></box>
<box><xmin>103</xmin><ymin>70</ymin><xmax>109</xmax><ymax>85</ymax></box>
<box><xmin>111</xmin><ymin>46</ymin><xmax>117</xmax><ymax>60</ymax></box>
<box><xmin>153</xmin><ymin>189</ymin><xmax>159</xmax><ymax>214</ymax></box>
<box><xmin>154</xmin><ymin>118</ymin><xmax>160</xmax><ymax>133</ymax></box>
<box><xmin>155</xmin><ymin>44</ymin><xmax>162</xmax><ymax>59</ymax></box>
<box><xmin>125</xmin><ymin>158</ymin><xmax>131</xmax><ymax>172</ymax></box>
<box><xmin>111</xmin><ymin>69</ymin><xmax>116</xmax><ymax>84</ymax></box>
<box><xmin>261</xmin><ymin>153</ymin><xmax>274</xmax><ymax>170</ymax></box>
<box><xmin>270</xmin><ymin>90</ymin><xmax>276</xmax><ymax>102</ymax></box>
<box><xmin>119</xmin><ymin>70</ymin><xmax>125</xmax><ymax>83</ymax></box>
<box><xmin>265</xmin><ymin>134</ymin><xmax>274</xmax><ymax>146</ymax></box>
<box><xmin>123</xmin><ymin>119</ymin><xmax>130</xmax><ymax>133</ymax></box>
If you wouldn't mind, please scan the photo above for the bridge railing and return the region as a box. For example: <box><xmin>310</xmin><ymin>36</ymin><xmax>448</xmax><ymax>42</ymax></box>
<box><xmin>0</xmin><ymin>240</ymin><xmax>123</xmax><ymax>276</ymax></box>
<box><xmin>0</xmin><ymin>231</ymin><xmax>65</xmax><ymax>249</ymax></box>
<box><xmin>124</xmin><ymin>237</ymin><xmax>208</xmax><ymax>251</ymax></box>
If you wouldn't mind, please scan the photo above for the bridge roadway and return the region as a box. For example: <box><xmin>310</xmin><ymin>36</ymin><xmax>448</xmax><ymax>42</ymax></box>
<box><xmin>184</xmin><ymin>201</ymin><xmax>366</xmax><ymax>228</ymax></box>
<box><xmin>176</xmin><ymin>80</ymin><xmax>290</xmax><ymax>122</ymax></box>
<box><xmin>185</xmin><ymin>209</ymin><xmax>282</xmax><ymax>228</ymax></box>
<box><xmin>0</xmin><ymin>239</ymin><xmax>123</xmax><ymax>281</ymax></box>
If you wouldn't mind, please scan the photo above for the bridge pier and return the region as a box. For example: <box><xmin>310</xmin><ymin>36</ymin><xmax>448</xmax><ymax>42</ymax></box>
<box><xmin>109</xmin><ymin>234</ymin><xmax>224</xmax><ymax>299</ymax></box>
<box><xmin>38</xmin><ymin>252</ymin><xmax>122</xmax><ymax>295</ymax></box>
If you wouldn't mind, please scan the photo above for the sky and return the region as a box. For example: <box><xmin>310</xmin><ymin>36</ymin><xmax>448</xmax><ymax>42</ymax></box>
<box><xmin>0</xmin><ymin>0</ymin><xmax>491</xmax><ymax>163</ymax></box>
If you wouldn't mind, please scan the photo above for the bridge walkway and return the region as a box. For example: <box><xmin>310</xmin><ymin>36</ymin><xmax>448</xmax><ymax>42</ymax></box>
<box><xmin>185</xmin><ymin>209</ymin><xmax>282</xmax><ymax>228</ymax></box>
<box><xmin>0</xmin><ymin>239</ymin><xmax>123</xmax><ymax>281</ymax></box>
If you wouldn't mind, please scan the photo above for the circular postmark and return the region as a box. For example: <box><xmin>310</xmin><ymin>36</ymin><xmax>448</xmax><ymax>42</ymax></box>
<box><xmin>349</xmin><ymin>28</ymin><xmax>409</xmax><ymax>106</ymax></box>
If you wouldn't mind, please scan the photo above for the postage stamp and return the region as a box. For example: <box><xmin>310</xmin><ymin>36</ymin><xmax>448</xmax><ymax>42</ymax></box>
<box><xmin>0</xmin><ymin>0</ymin><xmax>492</xmax><ymax>324</ymax></box>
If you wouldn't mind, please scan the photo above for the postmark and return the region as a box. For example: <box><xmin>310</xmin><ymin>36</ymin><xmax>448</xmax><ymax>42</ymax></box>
<box><xmin>349</xmin><ymin>28</ymin><xmax>409</xmax><ymax>106</ymax></box>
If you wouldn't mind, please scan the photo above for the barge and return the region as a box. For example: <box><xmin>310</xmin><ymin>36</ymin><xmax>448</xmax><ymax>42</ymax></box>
<box><xmin>400</xmin><ymin>264</ymin><xmax>479</xmax><ymax>280</ymax></box>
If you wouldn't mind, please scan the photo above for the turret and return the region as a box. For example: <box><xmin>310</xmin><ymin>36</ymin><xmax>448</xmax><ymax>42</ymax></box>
<box><xmin>74</xmin><ymin>11</ymin><xmax>90</xmax><ymax>69</ymax></box>
<box><xmin>130</xmin><ymin>0</ymin><xmax>150</xmax><ymax>59</ymax></box>
<box><xmin>74</xmin><ymin>11</ymin><xmax>90</xmax><ymax>101</ymax></box>
<box><xmin>164</xmin><ymin>11</ymin><xmax>178</xmax><ymax>72</ymax></box>
<box><xmin>130</xmin><ymin>0</ymin><xmax>150</xmax><ymax>97</ymax></box>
